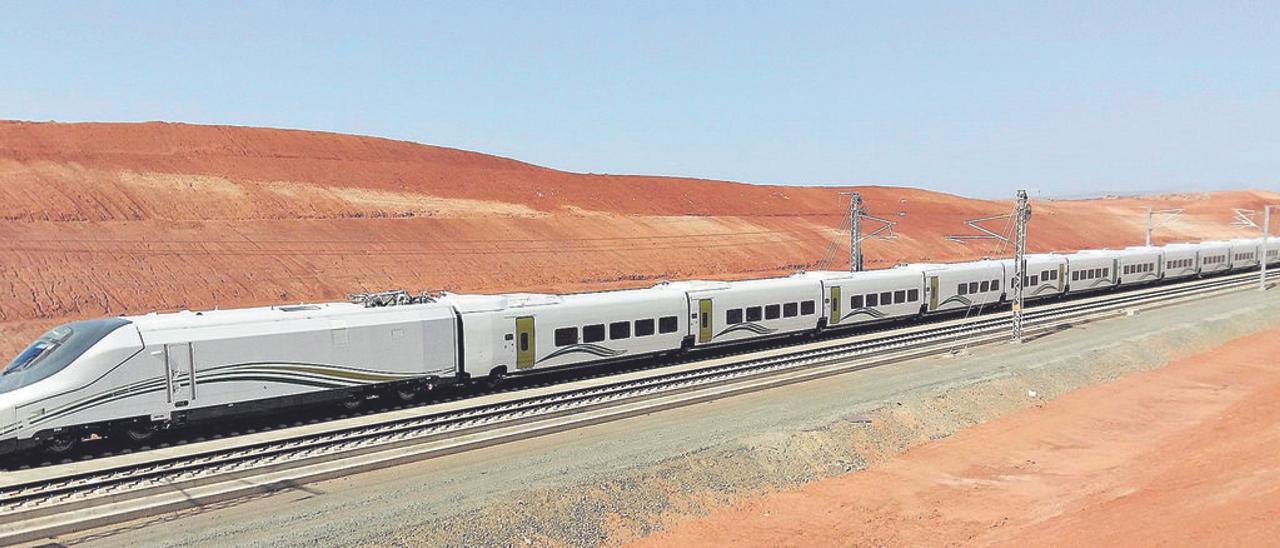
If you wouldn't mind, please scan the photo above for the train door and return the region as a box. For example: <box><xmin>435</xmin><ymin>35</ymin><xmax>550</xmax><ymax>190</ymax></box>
<box><xmin>164</xmin><ymin>342</ymin><xmax>194</xmax><ymax>407</ymax></box>
<box><xmin>829</xmin><ymin>286</ymin><xmax>842</xmax><ymax>326</ymax></box>
<box><xmin>515</xmin><ymin>316</ymin><xmax>535</xmax><ymax>370</ymax></box>
<box><xmin>1058</xmin><ymin>264</ymin><xmax>1066</xmax><ymax>292</ymax></box>
<box><xmin>698</xmin><ymin>299</ymin><xmax>712</xmax><ymax>343</ymax></box>
<box><xmin>1112</xmin><ymin>258</ymin><xmax>1120</xmax><ymax>284</ymax></box>
<box><xmin>928</xmin><ymin>276</ymin><xmax>939</xmax><ymax>311</ymax></box>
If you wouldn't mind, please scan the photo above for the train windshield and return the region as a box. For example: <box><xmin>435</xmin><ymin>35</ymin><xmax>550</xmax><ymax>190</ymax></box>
<box><xmin>0</xmin><ymin>318</ymin><xmax>131</xmax><ymax>395</ymax></box>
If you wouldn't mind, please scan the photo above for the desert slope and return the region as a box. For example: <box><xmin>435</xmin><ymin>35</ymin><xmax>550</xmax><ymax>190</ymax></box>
<box><xmin>0</xmin><ymin>120</ymin><xmax>1275</xmax><ymax>356</ymax></box>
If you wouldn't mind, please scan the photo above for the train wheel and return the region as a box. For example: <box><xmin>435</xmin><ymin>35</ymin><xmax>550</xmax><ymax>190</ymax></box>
<box><xmin>341</xmin><ymin>396</ymin><xmax>363</xmax><ymax>411</ymax></box>
<box><xmin>44</xmin><ymin>434</ymin><xmax>77</xmax><ymax>454</ymax></box>
<box><xmin>485</xmin><ymin>368</ymin><xmax>507</xmax><ymax>388</ymax></box>
<box><xmin>122</xmin><ymin>423</ymin><xmax>156</xmax><ymax>442</ymax></box>
<box><xmin>395</xmin><ymin>385</ymin><xmax>418</xmax><ymax>402</ymax></box>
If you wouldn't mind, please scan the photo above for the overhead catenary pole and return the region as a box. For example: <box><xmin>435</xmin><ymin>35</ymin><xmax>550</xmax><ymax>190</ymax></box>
<box><xmin>849</xmin><ymin>192</ymin><xmax>863</xmax><ymax>272</ymax></box>
<box><xmin>1145</xmin><ymin>206</ymin><xmax>1153</xmax><ymax>247</ymax></box>
<box><xmin>1012</xmin><ymin>189</ymin><xmax>1031</xmax><ymax>343</ymax></box>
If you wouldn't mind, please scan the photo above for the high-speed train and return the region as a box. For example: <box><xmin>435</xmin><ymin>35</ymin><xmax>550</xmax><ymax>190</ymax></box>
<box><xmin>2</xmin><ymin>237</ymin><xmax>1276</xmax><ymax>455</ymax></box>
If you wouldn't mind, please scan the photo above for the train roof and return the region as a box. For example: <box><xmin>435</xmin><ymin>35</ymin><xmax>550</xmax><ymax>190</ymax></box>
<box><xmin>1068</xmin><ymin>249</ymin><xmax>1121</xmax><ymax>257</ymax></box>
<box><xmin>657</xmin><ymin>275</ymin><xmax>814</xmax><ymax>292</ymax></box>
<box><xmin>794</xmin><ymin>266</ymin><xmax>926</xmax><ymax>281</ymax></box>
<box><xmin>906</xmin><ymin>259</ymin><xmax>1004</xmax><ymax>272</ymax></box>
<box><xmin>124</xmin><ymin>300</ymin><xmax>454</xmax><ymax>331</ymax></box>
<box><xmin>440</xmin><ymin>283</ymin><xmax>687</xmax><ymax>313</ymax></box>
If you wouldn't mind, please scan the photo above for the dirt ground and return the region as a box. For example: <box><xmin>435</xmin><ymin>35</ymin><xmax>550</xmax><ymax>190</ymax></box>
<box><xmin>637</xmin><ymin>326</ymin><xmax>1280</xmax><ymax>547</ymax></box>
<box><xmin>1</xmin><ymin>120</ymin><xmax>1277</xmax><ymax>358</ymax></box>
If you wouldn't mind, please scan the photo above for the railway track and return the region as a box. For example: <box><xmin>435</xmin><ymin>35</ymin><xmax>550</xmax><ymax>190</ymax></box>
<box><xmin>0</xmin><ymin>270</ymin><xmax>1274</xmax><ymax>544</ymax></box>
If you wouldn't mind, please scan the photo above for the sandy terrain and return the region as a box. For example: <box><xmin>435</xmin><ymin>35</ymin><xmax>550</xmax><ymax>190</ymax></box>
<box><xmin>0</xmin><ymin>120</ymin><xmax>1276</xmax><ymax>358</ymax></box>
<box><xmin>637</xmin><ymin>326</ymin><xmax>1280</xmax><ymax>547</ymax></box>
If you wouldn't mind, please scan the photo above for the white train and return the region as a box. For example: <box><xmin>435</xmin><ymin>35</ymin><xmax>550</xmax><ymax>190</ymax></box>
<box><xmin>2</xmin><ymin>237</ymin><xmax>1277</xmax><ymax>455</ymax></box>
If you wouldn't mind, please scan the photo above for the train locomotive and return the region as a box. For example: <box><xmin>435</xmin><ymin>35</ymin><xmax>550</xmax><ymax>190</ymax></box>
<box><xmin>2</xmin><ymin>237</ymin><xmax>1277</xmax><ymax>455</ymax></box>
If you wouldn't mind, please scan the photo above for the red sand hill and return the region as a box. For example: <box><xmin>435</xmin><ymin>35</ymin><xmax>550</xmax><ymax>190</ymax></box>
<box><xmin>0</xmin><ymin>120</ymin><xmax>1275</xmax><ymax>356</ymax></box>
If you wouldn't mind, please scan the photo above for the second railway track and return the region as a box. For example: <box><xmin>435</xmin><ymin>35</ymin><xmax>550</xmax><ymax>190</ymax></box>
<box><xmin>0</xmin><ymin>269</ymin><xmax>1274</xmax><ymax>544</ymax></box>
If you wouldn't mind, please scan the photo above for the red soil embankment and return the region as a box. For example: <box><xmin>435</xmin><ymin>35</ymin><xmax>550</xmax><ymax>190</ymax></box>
<box><xmin>0</xmin><ymin>120</ymin><xmax>1275</xmax><ymax>357</ymax></box>
<box><xmin>633</xmin><ymin>328</ymin><xmax>1280</xmax><ymax>546</ymax></box>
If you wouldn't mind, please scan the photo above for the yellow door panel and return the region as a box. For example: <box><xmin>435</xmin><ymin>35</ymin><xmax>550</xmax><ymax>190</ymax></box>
<box><xmin>829</xmin><ymin>286</ymin><xmax>842</xmax><ymax>325</ymax></box>
<box><xmin>516</xmin><ymin>316</ymin><xmax>535</xmax><ymax>370</ymax></box>
<box><xmin>698</xmin><ymin>299</ymin><xmax>712</xmax><ymax>343</ymax></box>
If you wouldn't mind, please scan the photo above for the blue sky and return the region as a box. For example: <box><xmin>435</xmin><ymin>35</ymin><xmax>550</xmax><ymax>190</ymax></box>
<box><xmin>2</xmin><ymin>1</ymin><xmax>1277</xmax><ymax>197</ymax></box>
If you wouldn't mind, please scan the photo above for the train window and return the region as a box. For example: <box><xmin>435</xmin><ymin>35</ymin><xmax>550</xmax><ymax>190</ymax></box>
<box><xmin>851</xmin><ymin>295</ymin><xmax>863</xmax><ymax>309</ymax></box>
<box><xmin>610</xmin><ymin>321</ymin><xmax>631</xmax><ymax>340</ymax></box>
<box><xmin>520</xmin><ymin>333</ymin><xmax>529</xmax><ymax>352</ymax></box>
<box><xmin>555</xmin><ymin>327</ymin><xmax>579</xmax><ymax>347</ymax></box>
<box><xmin>1104</xmin><ymin>268</ymin><xmax>1109</xmax><ymax>277</ymax></box>
<box><xmin>967</xmin><ymin>282</ymin><xmax>979</xmax><ymax>294</ymax></box>
<box><xmin>1030</xmin><ymin>275</ymin><xmax>1039</xmax><ymax>286</ymax></box>
<box><xmin>957</xmin><ymin>283</ymin><xmax>968</xmax><ymax>296</ymax></box>
<box><xmin>659</xmin><ymin>316</ymin><xmax>679</xmax><ymax>333</ymax></box>
<box><xmin>1071</xmin><ymin>271</ymin><xmax>1078</xmax><ymax>281</ymax></box>
<box><xmin>746</xmin><ymin>306</ymin><xmax>763</xmax><ymax>322</ymax></box>
<box><xmin>765</xmin><ymin>304</ymin><xmax>781</xmax><ymax>320</ymax></box>
<box><xmin>1052</xmin><ymin>270</ymin><xmax>1059</xmax><ymax>280</ymax></box>
<box><xmin>980</xmin><ymin>281</ymin><xmax>990</xmax><ymax>293</ymax></box>
<box><xmin>908</xmin><ymin>289</ymin><xmax>920</xmax><ymax>302</ymax></box>
<box><xmin>880</xmin><ymin>291</ymin><xmax>892</xmax><ymax>305</ymax></box>
<box><xmin>801</xmin><ymin>300</ymin><xmax>816</xmax><ymax>315</ymax></box>
<box><xmin>727</xmin><ymin>308</ymin><xmax>744</xmax><ymax>325</ymax></box>
<box><xmin>893</xmin><ymin>290</ymin><xmax>906</xmax><ymax>304</ymax></box>
<box><xmin>867</xmin><ymin>293</ymin><xmax>879</xmax><ymax>307</ymax></box>
<box><xmin>1040</xmin><ymin>270</ymin><xmax>1049</xmax><ymax>280</ymax></box>
<box><xmin>991</xmin><ymin>279</ymin><xmax>999</xmax><ymax>291</ymax></box>
<box><xmin>783</xmin><ymin>302</ymin><xmax>799</xmax><ymax>317</ymax></box>
<box><xmin>635</xmin><ymin>319</ymin><xmax>655</xmax><ymax>337</ymax></box>
<box><xmin>583</xmin><ymin>324</ymin><xmax>605</xmax><ymax>343</ymax></box>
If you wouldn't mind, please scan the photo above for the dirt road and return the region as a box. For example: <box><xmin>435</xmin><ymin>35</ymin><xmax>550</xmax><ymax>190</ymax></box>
<box><xmin>637</xmin><ymin>327</ymin><xmax>1280</xmax><ymax>546</ymax></box>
